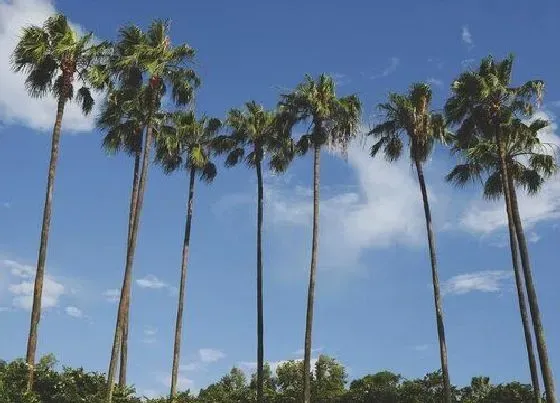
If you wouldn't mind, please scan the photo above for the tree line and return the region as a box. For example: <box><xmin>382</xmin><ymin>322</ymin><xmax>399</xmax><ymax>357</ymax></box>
<box><xmin>0</xmin><ymin>354</ymin><xmax>543</xmax><ymax>402</ymax></box>
<box><xmin>9</xmin><ymin>13</ymin><xmax>558</xmax><ymax>403</ymax></box>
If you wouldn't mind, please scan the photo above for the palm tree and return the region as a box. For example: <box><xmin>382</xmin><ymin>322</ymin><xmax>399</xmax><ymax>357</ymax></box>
<box><xmin>367</xmin><ymin>83</ymin><xmax>452</xmax><ymax>402</ymax></box>
<box><xmin>216</xmin><ymin>101</ymin><xmax>293</xmax><ymax>403</ymax></box>
<box><xmin>96</xmin><ymin>85</ymin><xmax>148</xmax><ymax>388</ymax></box>
<box><xmin>155</xmin><ymin>111</ymin><xmax>221</xmax><ymax>402</ymax></box>
<box><xmin>11</xmin><ymin>13</ymin><xmax>108</xmax><ymax>390</ymax></box>
<box><xmin>279</xmin><ymin>74</ymin><xmax>361</xmax><ymax>403</ymax></box>
<box><xmin>445</xmin><ymin>54</ymin><xmax>556</xmax><ymax>403</ymax></box>
<box><xmin>103</xmin><ymin>20</ymin><xmax>199</xmax><ymax>402</ymax></box>
<box><xmin>447</xmin><ymin>118</ymin><xmax>557</xmax><ymax>402</ymax></box>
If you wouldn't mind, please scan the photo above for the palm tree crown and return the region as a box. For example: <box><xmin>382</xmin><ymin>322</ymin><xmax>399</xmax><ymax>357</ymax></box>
<box><xmin>12</xmin><ymin>13</ymin><xmax>109</xmax><ymax>110</ymax></box>
<box><xmin>156</xmin><ymin>111</ymin><xmax>221</xmax><ymax>180</ymax></box>
<box><xmin>368</xmin><ymin>83</ymin><xmax>447</xmax><ymax>162</ymax></box>
<box><xmin>279</xmin><ymin>74</ymin><xmax>361</xmax><ymax>155</ymax></box>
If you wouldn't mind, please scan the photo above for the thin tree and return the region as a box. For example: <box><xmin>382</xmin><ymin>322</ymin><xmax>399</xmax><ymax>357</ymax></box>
<box><xmin>279</xmin><ymin>74</ymin><xmax>361</xmax><ymax>403</ymax></box>
<box><xmin>11</xmin><ymin>13</ymin><xmax>108</xmax><ymax>390</ymax></box>
<box><xmin>368</xmin><ymin>83</ymin><xmax>452</xmax><ymax>402</ymax></box>
<box><xmin>155</xmin><ymin>111</ymin><xmax>221</xmax><ymax>402</ymax></box>
<box><xmin>215</xmin><ymin>101</ymin><xmax>293</xmax><ymax>403</ymax></box>
<box><xmin>447</xmin><ymin>118</ymin><xmax>557</xmax><ymax>403</ymax></box>
<box><xmin>103</xmin><ymin>20</ymin><xmax>199</xmax><ymax>402</ymax></box>
<box><xmin>96</xmin><ymin>85</ymin><xmax>148</xmax><ymax>388</ymax></box>
<box><xmin>446</xmin><ymin>54</ymin><xmax>556</xmax><ymax>403</ymax></box>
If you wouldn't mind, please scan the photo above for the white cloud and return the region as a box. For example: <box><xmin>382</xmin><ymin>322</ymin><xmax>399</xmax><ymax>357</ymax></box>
<box><xmin>199</xmin><ymin>348</ymin><xmax>225</xmax><ymax>363</ymax></box>
<box><xmin>180</xmin><ymin>362</ymin><xmax>202</xmax><ymax>372</ymax></box>
<box><xmin>141</xmin><ymin>326</ymin><xmax>158</xmax><ymax>344</ymax></box>
<box><xmin>2</xmin><ymin>202</ymin><xmax>11</xmax><ymax>208</ymax></box>
<box><xmin>442</xmin><ymin>271</ymin><xmax>512</xmax><ymax>296</ymax></box>
<box><xmin>65</xmin><ymin>305</ymin><xmax>83</xmax><ymax>318</ymax></box>
<box><xmin>136</xmin><ymin>275</ymin><xmax>167</xmax><ymax>289</ymax></box>
<box><xmin>459</xmin><ymin>110</ymin><xmax>560</xmax><ymax>234</ymax></box>
<box><xmin>0</xmin><ymin>0</ymin><xmax>100</xmax><ymax>132</ymax></box>
<box><xmin>370</xmin><ymin>57</ymin><xmax>400</xmax><ymax>79</ymax></box>
<box><xmin>413</xmin><ymin>344</ymin><xmax>430</xmax><ymax>352</ymax></box>
<box><xmin>103</xmin><ymin>288</ymin><xmax>120</xmax><ymax>303</ymax></box>
<box><xmin>1</xmin><ymin>258</ymin><xmax>70</xmax><ymax>311</ymax></box>
<box><xmin>331</xmin><ymin>72</ymin><xmax>350</xmax><ymax>87</ymax></box>
<box><xmin>292</xmin><ymin>347</ymin><xmax>323</xmax><ymax>357</ymax></box>
<box><xmin>157</xmin><ymin>373</ymin><xmax>193</xmax><ymax>392</ymax></box>
<box><xmin>264</xmin><ymin>141</ymin><xmax>429</xmax><ymax>273</ymax></box>
<box><xmin>462</xmin><ymin>25</ymin><xmax>473</xmax><ymax>47</ymax></box>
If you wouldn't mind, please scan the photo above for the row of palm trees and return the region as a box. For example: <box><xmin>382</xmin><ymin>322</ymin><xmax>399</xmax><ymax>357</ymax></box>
<box><xmin>11</xmin><ymin>14</ymin><xmax>556</xmax><ymax>403</ymax></box>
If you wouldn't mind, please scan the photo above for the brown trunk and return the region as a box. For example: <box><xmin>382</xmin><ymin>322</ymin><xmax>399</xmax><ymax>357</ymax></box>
<box><xmin>256</xmin><ymin>147</ymin><xmax>265</xmax><ymax>403</ymax></box>
<box><xmin>506</xmin><ymin>162</ymin><xmax>556</xmax><ymax>402</ymax></box>
<box><xmin>414</xmin><ymin>159</ymin><xmax>451</xmax><ymax>403</ymax></box>
<box><xmin>118</xmin><ymin>151</ymin><xmax>141</xmax><ymax>388</ymax></box>
<box><xmin>25</xmin><ymin>95</ymin><xmax>66</xmax><ymax>391</ymax></box>
<box><xmin>493</xmin><ymin>162</ymin><xmax>541</xmax><ymax>403</ymax></box>
<box><xmin>170</xmin><ymin>167</ymin><xmax>196</xmax><ymax>400</ymax></box>
<box><xmin>107</xmin><ymin>123</ymin><xmax>154</xmax><ymax>402</ymax></box>
<box><xmin>303</xmin><ymin>144</ymin><xmax>320</xmax><ymax>403</ymax></box>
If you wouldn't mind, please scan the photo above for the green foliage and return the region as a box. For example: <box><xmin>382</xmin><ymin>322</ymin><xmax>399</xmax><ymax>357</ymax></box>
<box><xmin>12</xmin><ymin>13</ymin><xmax>109</xmax><ymax>111</ymax></box>
<box><xmin>0</xmin><ymin>355</ymin><xmax>542</xmax><ymax>402</ymax></box>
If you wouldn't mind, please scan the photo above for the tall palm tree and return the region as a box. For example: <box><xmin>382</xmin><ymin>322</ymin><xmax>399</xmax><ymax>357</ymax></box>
<box><xmin>447</xmin><ymin>118</ymin><xmax>557</xmax><ymax>403</ymax></box>
<box><xmin>96</xmin><ymin>85</ymin><xmax>148</xmax><ymax>388</ymax></box>
<box><xmin>445</xmin><ymin>54</ymin><xmax>556</xmax><ymax>403</ymax></box>
<box><xmin>215</xmin><ymin>101</ymin><xmax>293</xmax><ymax>403</ymax></box>
<box><xmin>279</xmin><ymin>74</ymin><xmax>361</xmax><ymax>403</ymax></box>
<box><xmin>103</xmin><ymin>20</ymin><xmax>199</xmax><ymax>402</ymax></box>
<box><xmin>11</xmin><ymin>13</ymin><xmax>108</xmax><ymax>390</ymax></box>
<box><xmin>368</xmin><ymin>83</ymin><xmax>452</xmax><ymax>402</ymax></box>
<box><xmin>154</xmin><ymin>111</ymin><xmax>221</xmax><ymax>402</ymax></box>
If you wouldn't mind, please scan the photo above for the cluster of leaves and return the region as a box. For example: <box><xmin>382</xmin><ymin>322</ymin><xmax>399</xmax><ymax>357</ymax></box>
<box><xmin>0</xmin><ymin>355</ymin><xmax>537</xmax><ymax>403</ymax></box>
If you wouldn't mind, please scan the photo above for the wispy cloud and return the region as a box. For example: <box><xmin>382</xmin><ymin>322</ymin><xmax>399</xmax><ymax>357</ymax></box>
<box><xmin>199</xmin><ymin>348</ymin><xmax>226</xmax><ymax>363</ymax></box>
<box><xmin>65</xmin><ymin>306</ymin><xmax>83</xmax><ymax>318</ymax></box>
<box><xmin>442</xmin><ymin>271</ymin><xmax>512</xmax><ymax>296</ymax></box>
<box><xmin>370</xmin><ymin>57</ymin><xmax>400</xmax><ymax>79</ymax></box>
<box><xmin>2</xmin><ymin>202</ymin><xmax>10</xmax><ymax>209</ymax></box>
<box><xmin>2</xmin><ymin>259</ymin><xmax>66</xmax><ymax>310</ymax></box>
<box><xmin>103</xmin><ymin>288</ymin><xmax>120</xmax><ymax>303</ymax></box>
<box><xmin>462</xmin><ymin>25</ymin><xmax>474</xmax><ymax>48</ymax></box>
<box><xmin>413</xmin><ymin>344</ymin><xmax>430</xmax><ymax>352</ymax></box>
<box><xmin>142</xmin><ymin>326</ymin><xmax>158</xmax><ymax>344</ymax></box>
<box><xmin>331</xmin><ymin>72</ymin><xmax>351</xmax><ymax>87</ymax></box>
<box><xmin>136</xmin><ymin>275</ymin><xmax>167</xmax><ymax>289</ymax></box>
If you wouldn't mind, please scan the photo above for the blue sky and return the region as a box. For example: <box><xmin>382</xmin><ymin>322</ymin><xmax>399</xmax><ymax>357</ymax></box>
<box><xmin>1</xmin><ymin>0</ymin><xmax>560</xmax><ymax>398</ymax></box>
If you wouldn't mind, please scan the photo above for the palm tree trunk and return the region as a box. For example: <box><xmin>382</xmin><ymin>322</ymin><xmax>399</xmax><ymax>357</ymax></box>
<box><xmin>170</xmin><ymin>167</ymin><xmax>196</xmax><ymax>401</ymax></box>
<box><xmin>494</xmin><ymin>165</ymin><xmax>540</xmax><ymax>403</ymax></box>
<box><xmin>303</xmin><ymin>144</ymin><xmax>320</xmax><ymax>403</ymax></box>
<box><xmin>255</xmin><ymin>150</ymin><xmax>265</xmax><ymax>403</ymax></box>
<box><xmin>107</xmin><ymin>124</ymin><xmax>154</xmax><ymax>402</ymax></box>
<box><xmin>25</xmin><ymin>95</ymin><xmax>66</xmax><ymax>391</ymax></box>
<box><xmin>118</xmin><ymin>151</ymin><xmax>141</xmax><ymax>389</ymax></box>
<box><xmin>505</xmin><ymin>162</ymin><xmax>556</xmax><ymax>403</ymax></box>
<box><xmin>414</xmin><ymin>159</ymin><xmax>451</xmax><ymax>403</ymax></box>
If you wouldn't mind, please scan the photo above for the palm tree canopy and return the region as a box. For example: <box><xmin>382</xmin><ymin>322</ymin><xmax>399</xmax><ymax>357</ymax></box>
<box><xmin>447</xmin><ymin>117</ymin><xmax>557</xmax><ymax>199</ymax></box>
<box><xmin>11</xmin><ymin>13</ymin><xmax>110</xmax><ymax>113</ymax></box>
<box><xmin>278</xmin><ymin>74</ymin><xmax>361</xmax><ymax>157</ymax></box>
<box><xmin>368</xmin><ymin>82</ymin><xmax>447</xmax><ymax>163</ymax></box>
<box><xmin>109</xmin><ymin>20</ymin><xmax>199</xmax><ymax>106</ymax></box>
<box><xmin>445</xmin><ymin>54</ymin><xmax>544</xmax><ymax>145</ymax></box>
<box><xmin>215</xmin><ymin>101</ymin><xmax>294</xmax><ymax>173</ymax></box>
<box><xmin>155</xmin><ymin>111</ymin><xmax>221</xmax><ymax>183</ymax></box>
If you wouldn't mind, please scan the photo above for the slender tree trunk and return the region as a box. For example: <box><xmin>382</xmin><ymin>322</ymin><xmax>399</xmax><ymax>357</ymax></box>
<box><xmin>303</xmin><ymin>144</ymin><xmax>320</xmax><ymax>403</ymax></box>
<box><xmin>118</xmin><ymin>151</ymin><xmax>141</xmax><ymax>389</ymax></box>
<box><xmin>107</xmin><ymin>124</ymin><xmax>154</xmax><ymax>402</ymax></box>
<box><xmin>255</xmin><ymin>150</ymin><xmax>265</xmax><ymax>403</ymax></box>
<box><xmin>170</xmin><ymin>167</ymin><xmax>196</xmax><ymax>401</ymax></box>
<box><xmin>506</xmin><ymin>162</ymin><xmax>556</xmax><ymax>403</ymax></box>
<box><xmin>414</xmin><ymin>159</ymin><xmax>451</xmax><ymax>403</ymax></box>
<box><xmin>25</xmin><ymin>95</ymin><xmax>66</xmax><ymax>391</ymax></box>
<box><xmin>493</xmin><ymin>164</ymin><xmax>540</xmax><ymax>403</ymax></box>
